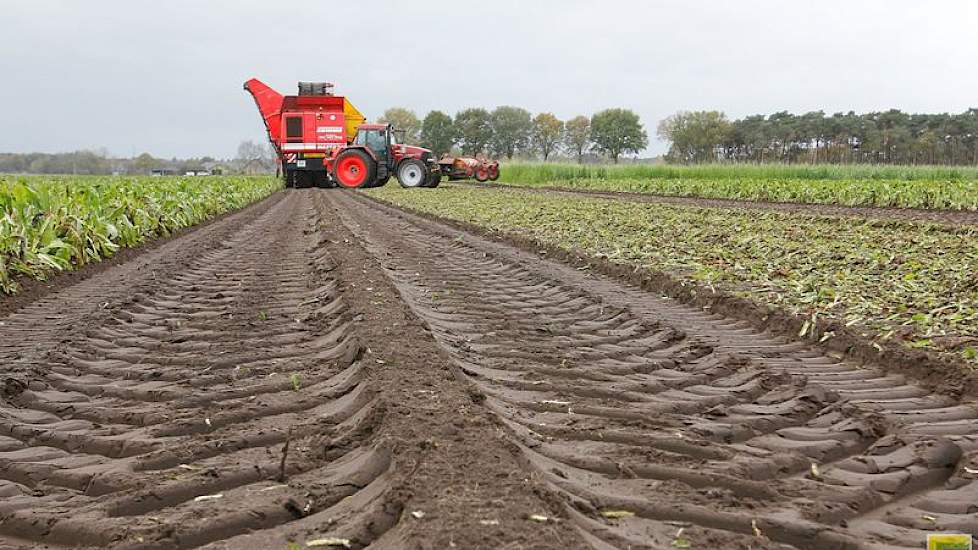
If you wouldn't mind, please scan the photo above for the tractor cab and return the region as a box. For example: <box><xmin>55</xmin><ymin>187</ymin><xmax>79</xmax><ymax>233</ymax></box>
<box><xmin>353</xmin><ymin>124</ymin><xmax>395</xmax><ymax>168</ymax></box>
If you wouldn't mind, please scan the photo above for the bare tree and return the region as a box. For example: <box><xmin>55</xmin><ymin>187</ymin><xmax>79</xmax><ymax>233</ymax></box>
<box><xmin>236</xmin><ymin>140</ymin><xmax>275</xmax><ymax>174</ymax></box>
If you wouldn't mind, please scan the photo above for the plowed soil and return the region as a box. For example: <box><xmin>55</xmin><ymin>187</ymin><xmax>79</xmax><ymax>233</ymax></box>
<box><xmin>2</xmin><ymin>189</ymin><xmax>976</xmax><ymax>549</ymax></box>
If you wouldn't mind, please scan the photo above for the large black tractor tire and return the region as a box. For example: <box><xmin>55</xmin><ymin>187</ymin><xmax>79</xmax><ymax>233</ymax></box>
<box><xmin>333</xmin><ymin>149</ymin><xmax>376</xmax><ymax>189</ymax></box>
<box><xmin>284</xmin><ymin>169</ymin><xmax>296</xmax><ymax>188</ymax></box>
<box><xmin>397</xmin><ymin>159</ymin><xmax>428</xmax><ymax>188</ymax></box>
<box><xmin>313</xmin><ymin>172</ymin><xmax>335</xmax><ymax>188</ymax></box>
<box><xmin>424</xmin><ymin>172</ymin><xmax>442</xmax><ymax>188</ymax></box>
<box><xmin>297</xmin><ymin>172</ymin><xmax>315</xmax><ymax>188</ymax></box>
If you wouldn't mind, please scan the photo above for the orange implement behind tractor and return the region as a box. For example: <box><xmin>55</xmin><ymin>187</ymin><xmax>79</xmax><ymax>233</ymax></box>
<box><xmin>437</xmin><ymin>156</ymin><xmax>499</xmax><ymax>183</ymax></box>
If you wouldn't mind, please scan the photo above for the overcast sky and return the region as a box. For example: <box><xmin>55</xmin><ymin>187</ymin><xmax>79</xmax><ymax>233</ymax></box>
<box><xmin>1</xmin><ymin>0</ymin><xmax>976</xmax><ymax>159</ymax></box>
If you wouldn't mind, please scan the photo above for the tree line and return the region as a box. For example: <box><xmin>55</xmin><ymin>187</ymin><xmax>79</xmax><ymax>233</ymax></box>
<box><xmin>378</xmin><ymin>107</ymin><xmax>648</xmax><ymax>163</ymax></box>
<box><xmin>0</xmin><ymin>148</ymin><xmax>273</xmax><ymax>175</ymax></box>
<box><xmin>657</xmin><ymin>109</ymin><xmax>978</xmax><ymax>165</ymax></box>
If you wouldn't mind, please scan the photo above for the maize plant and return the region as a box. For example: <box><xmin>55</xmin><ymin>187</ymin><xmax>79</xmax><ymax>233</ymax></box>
<box><xmin>0</xmin><ymin>175</ymin><xmax>280</xmax><ymax>294</ymax></box>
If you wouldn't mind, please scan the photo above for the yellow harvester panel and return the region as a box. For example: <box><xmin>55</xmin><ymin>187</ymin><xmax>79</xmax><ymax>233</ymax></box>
<box><xmin>343</xmin><ymin>98</ymin><xmax>366</xmax><ymax>143</ymax></box>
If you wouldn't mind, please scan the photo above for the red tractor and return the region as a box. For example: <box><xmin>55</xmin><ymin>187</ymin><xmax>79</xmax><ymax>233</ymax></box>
<box><xmin>243</xmin><ymin>78</ymin><xmax>441</xmax><ymax>189</ymax></box>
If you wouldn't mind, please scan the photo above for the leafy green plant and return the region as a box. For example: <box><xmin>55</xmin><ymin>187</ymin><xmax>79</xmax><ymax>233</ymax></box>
<box><xmin>367</xmin><ymin>184</ymin><xmax>978</xmax><ymax>363</ymax></box>
<box><xmin>0</xmin><ymin>175</ymin><xmax>280</xmax><ymax>294</ymax></box>
<box><xmin>495</xmin><ymin>163</ymin><xmax>978</xmax><ymax>210</ymax></box>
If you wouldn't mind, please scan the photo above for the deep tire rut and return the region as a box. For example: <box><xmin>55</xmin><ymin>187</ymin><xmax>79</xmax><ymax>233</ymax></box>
<box><xmin>0</xmin><ymin>194</ymin><xmax>388</xmax><ymax>549</ymax></box>
<box><xmin>3</xmin><ymin>187</ymin><xmax>977</xmax><ymax>549</ymax></box>
<box><xmin>334</xmin><ymin>191</ymin><xmax>978</xmax><ymax>550</ymax></box>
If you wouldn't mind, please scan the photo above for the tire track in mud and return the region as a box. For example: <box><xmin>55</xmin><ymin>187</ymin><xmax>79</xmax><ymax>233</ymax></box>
<box><xmin>335</xmin><ymin>191</ymin><xmax>978</xmax><ymax>550</ymax></box>
<box><xmin>0</xmin><ymin>193</ymin><xmax>391</xmax><ymax>549</ymax></box>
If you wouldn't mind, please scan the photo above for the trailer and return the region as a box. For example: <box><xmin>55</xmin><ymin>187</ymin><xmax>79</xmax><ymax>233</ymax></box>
<box><xmin>243</xmin><ymin>78</ymin><xmax>441</xmax><ymax>189</ymax></box>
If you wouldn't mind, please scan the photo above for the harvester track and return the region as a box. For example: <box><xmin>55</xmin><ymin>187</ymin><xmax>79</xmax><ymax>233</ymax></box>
<box><xmin>333</xmin><ymin>191</ymin><xmax>978</xmax><ymax>550</ymax></box>
<box><xmin>0</xmin><ymin>196</ymin><xmax>388</xmax><ymax>549</ymax></box>
<box><xmin>2</xmin><ymin>187</ymin><xmax>976</xmax><ymax>549</ymax></box>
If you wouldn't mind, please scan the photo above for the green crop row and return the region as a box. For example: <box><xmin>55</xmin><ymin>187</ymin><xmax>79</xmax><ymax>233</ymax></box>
<box><xmin>1</xmin><ymin>175</ymin><xmax>280</xmax><ymax>294</ymax></box>
<box><xmin>366</xmin><ymin>184</ymin><xmax>978</xmax><ymax>363</ymax></box>
<box><xmin>497</xmin><ymin>163</ymin><xmax>978</xmax><ymax>210</ymax></box>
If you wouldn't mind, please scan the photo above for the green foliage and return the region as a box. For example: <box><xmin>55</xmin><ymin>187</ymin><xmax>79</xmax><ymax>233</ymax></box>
<box><xmin>563</xmin><ymin>115</ymin><xmax>592</xmax><ymax>163</ymax></box>
<box><xmin>378</xmin><ymin>107</ymin><xmax>421</xmax><ymax>143</ymax></box>
<box><xmin>496</xmin><ymin>163</ymin><xmax>978</xmax><ymax>210</ymax></box>
<box><xmin>657</xmin><ymin>111</ymin><xmax>734</xmax><ymax>163</ymax></box>
<box><xmin>454</xmin><ymin>108</ymin><xmax>493</xmax><ymax>156</ymax></box>
<box><xmin>367</xmin><ymin>184</ymin><xmax>978</xmax><ymax>363</ymax></box>
<box><xmin>420</xmin><ymin>110</ymin><xmax>455</xmax><ymax>157</ymax></box>
<box><xmin>490</xmin><ymin>106</ymin><xmax>534</xmax><ymax>160</ymax></box>
<box><xmin>590</xmin><ymin>109</ymin><xmax>648</xmax><ymax>163</ymax></box>
<box><xmin>0</xmin><ymin>175</ymin><xmax>280</xmax><ymax>294</ymax></box>
<box><xmin>532</xmin><ymin>113</ymin><xmax>564</xmax><ymax>161</ymax></box>
<box><xmin>659</xmin><ymin>107</ymin><xmax>978</xmax><ymax>165</ymax></box>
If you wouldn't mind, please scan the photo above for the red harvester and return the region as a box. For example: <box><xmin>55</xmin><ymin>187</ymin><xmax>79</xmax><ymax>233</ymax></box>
<box><xmin>244</xmin><ymin>78</ymin><xmax>441</xmax><ymax>188</ymax></box>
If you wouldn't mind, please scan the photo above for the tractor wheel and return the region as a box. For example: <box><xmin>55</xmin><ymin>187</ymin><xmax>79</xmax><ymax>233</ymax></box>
<box><xmin>334</xmin><ymin>149</ymin><xmax>376</xmax><ymax>189</ymax></box>
<box><xmin>425</xmin><ymin>172</ymin><xmax>442</xmax><ymax>188</ymax></box>
<box><xmin>313</xmin><ymin>172</ymin><xmax>334</xmax><ymax>188</ymax></box>
<box><xmin>297</xmin><ymin>172</ymin><xmax>314</xmax><ymax>188</ymax></box>
<box><xmin>488</xmin><ymin>166</ymin><xmax>499</xmax><ymax>181</ymax></box>
<box><xmin>397</xmin><ymin>159</ymin><xmax>428</xmax><ymax>188</ymax></box>
<box><xmin>475</xmin><ymin>167</ymin><xmax>490</xmax><ymax>182</ymax></box>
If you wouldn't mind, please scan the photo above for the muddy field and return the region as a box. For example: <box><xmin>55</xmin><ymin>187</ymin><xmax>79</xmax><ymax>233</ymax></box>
<box><xmin>1</xmin><ymin>189</ymin><xmax>976</xmax><ymax>549</ymax></box>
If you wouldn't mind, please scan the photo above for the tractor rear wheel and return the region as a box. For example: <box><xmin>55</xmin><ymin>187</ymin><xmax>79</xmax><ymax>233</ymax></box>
<box><xmin>475</xmin><ymin>167</ymin><xmax>490</xmax><ymax>182</ymax></box>
<box><xmin>397</xmin><ymin>159</ymin><xmax>428</xmax><ymax>188</ymax></box>
<box><xmin>334</xmin><ymin>150</ymin><xmax>376</xmax><ymax>189</ymax></box>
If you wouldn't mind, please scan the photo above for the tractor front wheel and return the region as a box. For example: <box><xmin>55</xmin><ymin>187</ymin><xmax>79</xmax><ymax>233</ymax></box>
<box><xmin>488</xmin><ymin>165</ymin><xmax>499</xmax><ymax>181</ymax></box>
<box><xmin>334</xmin><ymin>150</ymin><xmax>376</xmax><ymax>188</ymax></box>
<box><xmin>397</xmin><ymin>159</ymin><xmax>428</xmax><ymax>188</ymax></box>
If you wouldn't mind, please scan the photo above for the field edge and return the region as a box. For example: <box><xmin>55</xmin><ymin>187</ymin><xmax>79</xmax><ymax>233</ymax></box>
<box><xmin>360</xmin><ymin>191</ymin><xmax>978</xmax><ymax>398</ymax></box>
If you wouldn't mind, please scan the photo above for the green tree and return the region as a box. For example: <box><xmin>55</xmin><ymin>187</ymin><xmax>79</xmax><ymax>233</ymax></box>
<box><xmin>420</xmin><ymin>110</ymin><xmax>455</xmax><ymax>157</ymax></box>
<box><xmin>657</xmin><ymin>111</ymin><xmax>733</xmax><ymax>164</ymax></box>
<box><xmin>132</xmin><ymin>152</ymin><xmax>159</xmax><ymax>174</ymax></box>
<box><xmin>591</xmin><ymin>109</ymin><xmax>648</xmax><ymax>163</ymax></box>
<box><xmin>564</xmin><ymin>115</ymin><xmax>591</xmax><ymax>163</ymax></box>
<box><xmin>377</xmin><ymin>107</ymin><xmax>421</xmax><ymax>143</ymax></box>
<box><xmin>490</xmin><ymin>106</ymin><xmax>533</xmax><ymax>159</ymax></box>
<box><xmin>532</xmin><ymin>113</ymin><xmax>563</xmax><ymax>161</ymax></box>
<box><xmin>454</xmin><ymin>108</ymin><xmax>493</xmax><ymax>156</ymax></box>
